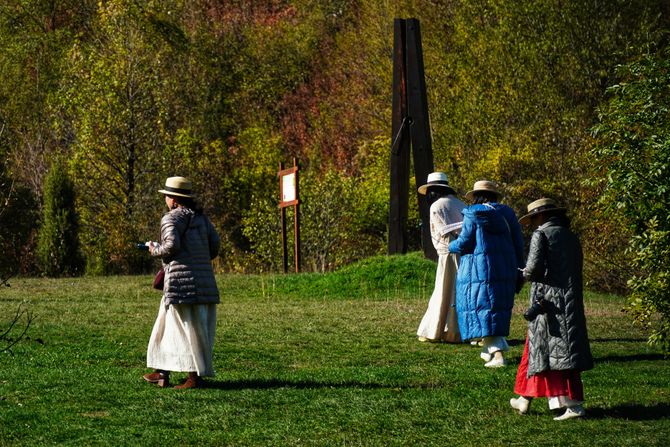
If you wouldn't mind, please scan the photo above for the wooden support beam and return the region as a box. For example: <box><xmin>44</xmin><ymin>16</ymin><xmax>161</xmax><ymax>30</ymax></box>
<box><xmin>405</xmin><ymin>19</ymin><xmax>436</xmax><ymax>261</ymax></box>
<box><xmin>388</xmin><ymin>19</ymin><xmax>410</xmax><ymax>255</ymax></box>
<box><xmin>388</xmin><ymin>18</ymin><xmax>436</xmax><ymax>260</ymax></box>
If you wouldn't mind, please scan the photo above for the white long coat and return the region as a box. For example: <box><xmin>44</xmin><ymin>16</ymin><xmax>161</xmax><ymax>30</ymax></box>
<box><xmin>417</xmin><ymin>195</ymin><xmax>466</xmax><ymax>342</ymax></box>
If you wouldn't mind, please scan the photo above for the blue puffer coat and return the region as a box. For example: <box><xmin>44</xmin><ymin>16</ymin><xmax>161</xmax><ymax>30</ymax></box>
<box><xmin>448</xmin><ymin>203</ymin><xmax>524</xmax><ymax>341</ymax></box>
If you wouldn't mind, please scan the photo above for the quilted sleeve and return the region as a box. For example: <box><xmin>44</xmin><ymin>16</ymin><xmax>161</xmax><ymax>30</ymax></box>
<box><xmin>523</xmin><ymin>230</ymin><xmax>547</xmax><ymax>282</ymax></box>
<box><xmin>152</xmin><ymin>213</ymin><xmax>181</xmax><ymax>258</ymax></box>
<box><xmin>448</xmin><ymin>212</ymin><xmax>476</xmax><ymax>255</ymax></box>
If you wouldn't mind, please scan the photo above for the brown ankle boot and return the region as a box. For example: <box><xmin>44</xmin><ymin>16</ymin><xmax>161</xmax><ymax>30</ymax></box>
<box><xmin>143</xmin><ymin>370</ymin><xmax>169</xmax><ymax>387</ymax></box>
<box><xmin>174</xmin><ymin>372</ymin><xmax>203</xmax><ymax>389</ymax></box>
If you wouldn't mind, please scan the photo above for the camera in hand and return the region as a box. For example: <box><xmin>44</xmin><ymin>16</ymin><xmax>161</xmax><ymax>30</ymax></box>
<box><xmin>523</xmin><ymin>298</ymin><xmax>548</xmax><ymax>321</ymax></box>
<box><xmin>135</xmin><ymin>242</ymin><xmax>149</xmax><ymax>251</ymax></box>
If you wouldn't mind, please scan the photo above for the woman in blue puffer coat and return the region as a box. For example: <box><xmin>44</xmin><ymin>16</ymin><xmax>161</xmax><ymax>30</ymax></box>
<box><xmin>448</xmin><ymin>180</ymin><xmax>524</xmax><ymax>367</ymax></box>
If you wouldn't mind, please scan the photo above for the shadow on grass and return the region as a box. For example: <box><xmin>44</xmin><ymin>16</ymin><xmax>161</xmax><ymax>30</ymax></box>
<box><xmin>204</xmin><ymin>378</ymin><xmax>389</xmax><ymax>390</ymax></box>
<box><xmin>594</xmin><ymin>353</ymin><xmax>667</xmax><ymax>363</ymax></box>
<box><xmin>587</xmin><ymin>403</ymin><xmax>670</xmax><ymax>420</ymax></box>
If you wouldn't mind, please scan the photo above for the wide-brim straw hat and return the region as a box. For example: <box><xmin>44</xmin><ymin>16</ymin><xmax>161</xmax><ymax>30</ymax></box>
<box><xmin>158</xmin><ymin>176</ymin><xmax>194</xmax><ymax>198</ymax></box>
<box><xmin>519</xmin><ymin>198</ymin><xmax>567</xmax><ymax>225</ymax></box>
<box><xmin>418</xmin><ymin>172</ymin><xmax>456</xmax><ymax>195</ymax></box>
<box><xmin>465</xmin><ymin>180</ymin><xmax>501</xmax><ymax>201</ymax></box>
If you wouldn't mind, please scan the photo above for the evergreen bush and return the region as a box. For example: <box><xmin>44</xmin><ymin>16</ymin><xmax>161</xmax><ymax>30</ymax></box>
<box><xmin>36</xmin><ymin>160</ymin><xmax>83</xmax><ymax>277</ymax></box>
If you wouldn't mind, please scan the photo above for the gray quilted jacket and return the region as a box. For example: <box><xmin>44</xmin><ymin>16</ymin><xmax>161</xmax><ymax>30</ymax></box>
<box><xmin>523</xmin><ymin>216</ymin><xmax>593</xmax><ymax>377</ymax></box>
<box><xmin>152</xmin><ymin>207</ymin><xmax>220</xmax><ymax>306</ymax></box>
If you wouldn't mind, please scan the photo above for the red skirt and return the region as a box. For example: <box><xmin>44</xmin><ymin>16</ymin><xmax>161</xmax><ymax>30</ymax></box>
<box><xmin>514</xmin><ymin>336</ymin><xmax>584</xmax><ymax>401</ymax></box>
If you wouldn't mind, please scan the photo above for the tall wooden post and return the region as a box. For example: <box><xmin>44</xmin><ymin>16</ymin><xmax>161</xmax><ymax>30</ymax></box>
<box><xmin>388</xmin><ymin>18</ymin><xmax>436</xmax><ymax>261</ymax></box>
<box><xmin>279</xmin><ymin>162</ymin><xmax>288</xmax><ymax>273</ymax></box>
<box><xmin>388</xmin><ymin>19</ymin><xmax>410</xmax><ymax>255</ymax></box>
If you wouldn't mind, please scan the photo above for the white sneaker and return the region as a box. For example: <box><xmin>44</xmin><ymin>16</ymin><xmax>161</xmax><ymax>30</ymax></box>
<box><xmin>510</xmin><ymin>396</ymin><xmax>531</xmax><ymax>414</ymax></box>
<box><xmin>480</xmin><ymin>351</ymin><xmax>493</xmax><ymax>362</ymax></box>
<box><xmin>553</xmin><ymin>405</ymin><xmax>585</xmax><ymax>421</ymax></box>
<box><xmin>484</xmin><ymin>351</ymin><xmax>507</xmax><ymax>368</ymax></box>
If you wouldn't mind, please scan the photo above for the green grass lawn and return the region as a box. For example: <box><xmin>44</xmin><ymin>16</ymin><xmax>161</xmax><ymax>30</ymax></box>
<box><xmin>1</xmin><ymin>253</ymin><xmax>668</xmax><ymax>446</ymax></box>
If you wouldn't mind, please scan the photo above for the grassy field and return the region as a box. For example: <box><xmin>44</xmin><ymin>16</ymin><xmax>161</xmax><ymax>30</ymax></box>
<box><xmin>1</xmin><ymin>253</ymin><xmax>668</xmax><ymax>446</ymax></box>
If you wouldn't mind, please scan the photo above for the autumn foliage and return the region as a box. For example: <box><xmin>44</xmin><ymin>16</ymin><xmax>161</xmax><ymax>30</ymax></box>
<box><xmin>0</xmin><ymin>0</ymin><xmax>668</xmax><ymax>289</ymax></box>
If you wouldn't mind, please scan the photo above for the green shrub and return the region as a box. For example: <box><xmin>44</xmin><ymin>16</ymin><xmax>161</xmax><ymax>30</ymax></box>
<box><xmin>36</xmin><ymin>159</ymin><xmax>83</xmax><ymax>277</ymax></box>
<box><xmin>242</xmin><ymin>159</ymin><xmax>390</xmax><ymax>273</ymax></box>
<box><xmin>241</xmin><ymin>192</ymin><xmax>283</xmax><ymax>273</ymax></box>
<box><xmin>591</xmin><ymin>44</ymin><xmax>670</xmax><ymax>353</ymax></box>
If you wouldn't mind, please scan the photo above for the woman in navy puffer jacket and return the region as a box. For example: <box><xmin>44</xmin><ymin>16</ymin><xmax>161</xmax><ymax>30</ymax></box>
<box><xmin>448</xmin><ymin>180</ymin><xmax>524</xmax><ymax>367</ymax></box>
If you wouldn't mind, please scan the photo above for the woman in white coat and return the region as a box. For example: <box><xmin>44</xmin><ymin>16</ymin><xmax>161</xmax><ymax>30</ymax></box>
<box><xmin>416</xmin><ymin>172</ymin><xmax>466</xmax><ymax>343</ymax></box>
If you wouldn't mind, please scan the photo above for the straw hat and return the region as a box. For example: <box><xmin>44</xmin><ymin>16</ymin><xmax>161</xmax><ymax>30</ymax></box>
<box><xmin>158</xmin><ymin>176</ymin><xmax>194</xmax><ymax>198</ymax></box>
<box><xmin>519</xmin><ymin>198</ymin><xmax>566</xmax><ymax>225</ymax></box>
<box><xmin>418</xmin><ymin>172</ymin><xmax>456</xmax><ymax>195</ymax></box>
<box><xmin>465</xmin><ymin>180</ymin><xmax>501</xmax><ymax>201</ymax></box>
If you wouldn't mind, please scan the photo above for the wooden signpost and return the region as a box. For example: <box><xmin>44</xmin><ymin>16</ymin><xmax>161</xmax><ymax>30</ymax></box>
<box><xmin>388</xmin><ymin>18</ymin><xmax>437</xmax><ymax>261</ymax></box>
<box><xmin>279</xmin><ymin>159</ymin><xmax>300</xmax><ymax>273</ymax></box>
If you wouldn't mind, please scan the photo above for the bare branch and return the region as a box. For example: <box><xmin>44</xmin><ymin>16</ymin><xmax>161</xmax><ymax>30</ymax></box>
<box><xmin>1</xmin><ymin>302</ymin><xmax>34</xmax><ymax>355</ymax></box>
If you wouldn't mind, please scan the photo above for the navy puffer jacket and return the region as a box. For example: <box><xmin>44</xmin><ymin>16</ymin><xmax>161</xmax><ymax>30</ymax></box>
<box><xmin>448</xmin><ymin>203</ymin><xmax>524</xmax><ymax>340</ymax></box>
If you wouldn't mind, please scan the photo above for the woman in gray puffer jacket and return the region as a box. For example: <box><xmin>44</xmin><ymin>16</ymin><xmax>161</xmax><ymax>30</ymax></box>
<box><xmin>510</xmin><ymin>198</ymin><xmax>593</xmax><ymax>421</ymax></box>
<box><xmin>143</xmin><ymin>177</ymin><xmax>220</xmax><ymax>389</ymax></box>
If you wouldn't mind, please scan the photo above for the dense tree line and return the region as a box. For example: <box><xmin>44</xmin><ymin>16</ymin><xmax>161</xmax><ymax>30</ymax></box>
<box><xmin>1</xmin><ymin>2</ymin><xmax>669</xmax><ymax>345</ymax></box>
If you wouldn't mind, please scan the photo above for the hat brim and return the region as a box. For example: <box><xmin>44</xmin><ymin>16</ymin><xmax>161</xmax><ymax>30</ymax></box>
<box><xmin>519</xmin><ymin>207</ymin><xmax>566</xmax><ymax>225</ymax></box>
<box><xmin>418</xmin><ymin>183</ymin><xmax>456</xmax><ymax>195</ymax></box>
<box><xmin>158</xmin><ymin>189</ymin><xmax>194</xmax><ymax>198</ymax></box>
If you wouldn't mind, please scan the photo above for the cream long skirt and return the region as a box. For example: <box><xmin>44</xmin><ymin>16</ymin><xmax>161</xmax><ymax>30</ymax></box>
<box><xmin>147</xmin><ymin>297</ymin><xmax>217</xmax><ymax>377</ymax></box>
<box><xmin>416</xmin><ymin>253</ymin><xmax>461</xmax><ymax>343</ymax></box>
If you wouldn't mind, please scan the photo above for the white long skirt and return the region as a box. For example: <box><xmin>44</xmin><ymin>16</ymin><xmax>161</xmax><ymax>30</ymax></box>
<box><xmin>147</xmin><ymin>297</ymin><xmax>217</xmax><ymax>377</ymax></box>
<box><xmin>417</xmin><ymin>253</ymin><xmax>461</xmax><ymax>343</ymax></box>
